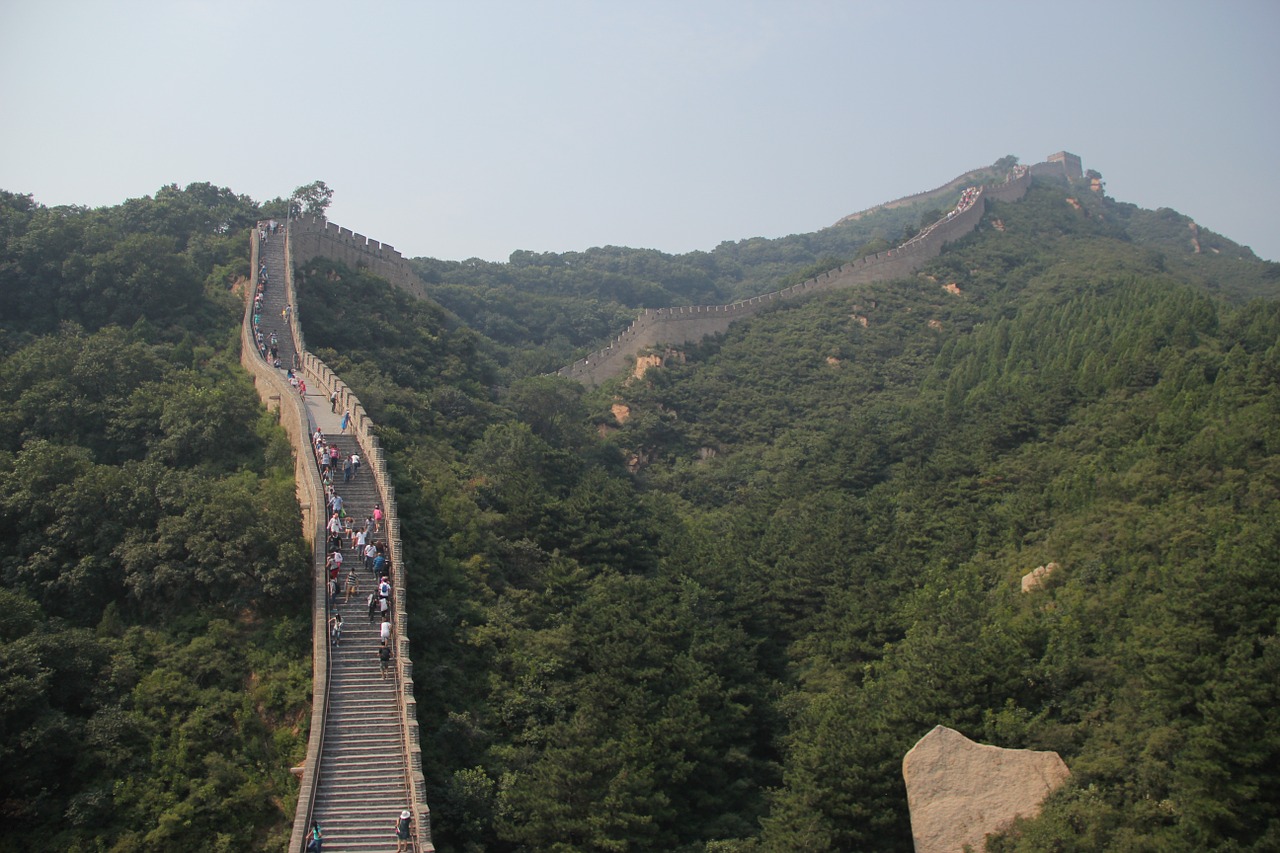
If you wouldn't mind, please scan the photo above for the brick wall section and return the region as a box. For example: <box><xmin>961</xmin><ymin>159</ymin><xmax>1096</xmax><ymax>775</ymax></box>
<box><xmin>281</xmin><ymin>229</ymin><xmax>435</xmax><ymax>852</ymax></box>
<box><xmin>557</xmin><ymin>168</ymin><xmax>1033</xmax><ymax>386</ymax></box>
<box><xmin>1029</xmin><ymin>152</ymin><xmax>1081</xmax><ymax>181</ymax></box>
<box><xmin>240</xmin><ymin>236</ymin><xmax>331</xmax><ymax>853</ymax></box>
<box><xmin>832</xmin><ymin>162</ymin><xmax>1000</xmax><ymax>226</ymax></box>
<box><xmin>290</xmin><ymin>215</ymin><xmax>432</xmax><ymax>301</ymax></box>
<box><xmin>245</xmin><ymin>227</ymin><xmax>433</xmax><ymax>851</ymax></box>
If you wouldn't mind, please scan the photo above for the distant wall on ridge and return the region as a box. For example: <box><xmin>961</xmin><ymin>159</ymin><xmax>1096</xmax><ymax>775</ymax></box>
<box><xmin>1030</xmin><ymin>150</ymin><xmax>1083</xmax><ymax>181</ymax></box>
<box><xmin>556</xmin><ymin>165</ymin><xmax>1039</xmax><ymax>386</ymax></box>
<box><xmin>832</xmin><ymin>163</ymin><xmax>1000</xmax><ymax>226</ymax></box>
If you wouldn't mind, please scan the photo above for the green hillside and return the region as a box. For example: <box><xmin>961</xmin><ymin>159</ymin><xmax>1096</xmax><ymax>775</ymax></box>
<box><xmin>408</xmin><ymin>182</ymin><xmax>948</xmax><ymax>375</ymax></box>
<box><xmin>293</xmin><ymin>172</ymin><xmax>1280</xmax><ymax>851</ymax></box>
<box><xmin>4</xmin><ymin>162</ymin><xmax>1277</xmax><ymax>853</ymax></box>
<box><xmin>0</xmin><ymin>187</ymin><xmax>310</xmax><ymax>852</ymax></box>
<box><xmin>407</xmin><ymin>166</ymin><xmax>1274</xmax><ymax>381</ymax></box>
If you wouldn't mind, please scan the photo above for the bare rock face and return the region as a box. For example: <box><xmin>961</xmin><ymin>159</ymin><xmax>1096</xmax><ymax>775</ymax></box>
<box><xmin>903</xmin><ymin>725</ymin><xmax>1070</xmax><ymax>853</ymax></box>
<box><xmin>1021</xmin><ymin>562</ymin><xmax>1060</xmax><ymax>593</ymax></box>
<box><xmin>633</xmin><ymin>354</ymin><xmax>663</xmax><ymax>379</ymax></box>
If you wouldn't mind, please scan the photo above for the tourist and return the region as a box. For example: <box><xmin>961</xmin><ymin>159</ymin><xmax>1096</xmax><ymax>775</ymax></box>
<box><xmin>394</xmin><ymin>810</ymin><xmax>412</xmax><ymax>852</ymax></box>
<box><xmin>379</xmin><ymin>640</ymin><xmax>393</xmax><ymax>679</ymax></box>
<box><xmin>305</xmin><ymin>821</ymin><xmax>322</xmax><ymax>852</ymax></box>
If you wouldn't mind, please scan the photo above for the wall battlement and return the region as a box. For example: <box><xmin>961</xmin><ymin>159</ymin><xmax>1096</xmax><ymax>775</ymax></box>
<box><xmin>556</xmin><ymin>165</ymin><xmax>1038</xmax><ymax>386</ymax></box>
<box><xmin>290</xmin><ymin>215</ymin><xmax>431</xmax><ymax>300</ymax></box>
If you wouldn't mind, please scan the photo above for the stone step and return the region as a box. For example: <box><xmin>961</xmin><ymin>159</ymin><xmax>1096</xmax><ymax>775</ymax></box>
<box><xmin>323</xmin><ymin>705</ymin><xmax>399</xmax><ymax>718</ymax></box>
<box><xmin>317</xmin><ymin>772</ymin><xmax>404</xmax><ymax>788</ymax></box>
<box><xmin>320</xmin><ymin>738</ymin><xmax>404</xmax><ymax>753</ymax></box>
<box><xmin>321</xmin><ymin>734</ymin><xmax>402</xmax><ymax>750</ymax></box>
<box><xmin>318</xmin><ymin>754</ymin><xmax>405</xmax><ymax>768</ymax></box>
<box><xmin>322</xmin><ymin>720</ymin><xmax>399</xmax><ymax>734</ymax></box>
<box><xmin>321</xmin><ymin>731</ymin><xmax>402</xmax><ymax>747</ymax></box>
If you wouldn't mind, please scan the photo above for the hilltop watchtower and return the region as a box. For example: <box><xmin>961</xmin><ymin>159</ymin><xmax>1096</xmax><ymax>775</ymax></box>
<box><xmin>1034</xmin><ymin>150</ymin><xmax>1085</xmax><ymax>180</ymax></box>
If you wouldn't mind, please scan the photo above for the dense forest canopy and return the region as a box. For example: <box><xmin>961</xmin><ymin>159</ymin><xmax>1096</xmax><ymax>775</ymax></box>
<box><xmin>3</xmin><ymin>161</ymin><xmax>1278</xmax><ymax>853</ymax></box>
<box><xmin>0</xmin><ymin>185</ymin><xmax>311</xmax><ymax>852</ymax></box>
<box><xmin>292</xmin><ymin>172</ymin><xmax>1279</xmax><ymax>851</ymax></box>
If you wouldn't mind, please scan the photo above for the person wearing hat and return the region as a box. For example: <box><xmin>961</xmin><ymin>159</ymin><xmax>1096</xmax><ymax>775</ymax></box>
<box><xmin>394</xmin><ymin>809</ymin><xmax>412</xmax><ymax>851</ymax></box>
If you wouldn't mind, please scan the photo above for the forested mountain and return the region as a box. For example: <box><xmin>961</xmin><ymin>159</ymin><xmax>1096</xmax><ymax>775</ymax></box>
<box><xmin>4</xmin><ymin>160</ymin><xmax>1277</xmax><ymax>853</ymax></box>
<box><xmin>408</xmin><ymin>165</ymin><xmax>1273</xmax><ymax>380</ymax></box>
<box><xmin>0</xmin><ymin>187</ymin><xmax>311</xmax><ymax>851</ymax></box>
<box><xmin>293</xmin><ymin>170</ymin><xmax>1280</xmax><ymax>852</ymax></box>
<box><xmin>408</xmin><ymin>193</ymin><xmax>936</xmax><ymax>375</ymax></box>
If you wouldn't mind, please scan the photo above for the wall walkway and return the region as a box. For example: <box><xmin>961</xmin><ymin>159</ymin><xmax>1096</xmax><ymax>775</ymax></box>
<box><xmin>241</xmin><ymin>223</ymin><xmax>433</xmax><ymax>852</ymax></box>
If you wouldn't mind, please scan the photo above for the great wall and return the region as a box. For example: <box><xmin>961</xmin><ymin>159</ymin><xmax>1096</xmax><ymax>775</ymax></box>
<box><xmin>285</xmin><ymin>153</ymin><xmax>1082</xmax><ymax>389</ymax></box>
<box><xmin>242</xmin><ymin>226</ymin><xmax>433</xmax><ymax>852</ymax></box>
<box><xmin>554</xmin><ymin>152</ymin><xmax>1082</xmax><ymax>386</ymax></box>
<box><xmin>241</xmin><ymin>152</ymin><xmax>1083</xmax><ymax>851</ymax></box>
<box><xmin>290</xmin><ymin>214</ymin><xmax>432</xmax><ymax>301</ymax></box>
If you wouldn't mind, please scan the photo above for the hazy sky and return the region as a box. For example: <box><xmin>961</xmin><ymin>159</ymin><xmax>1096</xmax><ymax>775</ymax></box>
<box><xmin>3</xmin><ymin>1</ymin><xmax>1277</xmax><ymax>262</ymax></box>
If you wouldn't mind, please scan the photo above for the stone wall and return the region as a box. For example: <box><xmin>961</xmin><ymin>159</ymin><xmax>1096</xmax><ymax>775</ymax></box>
<box><xmin>557</xmin><ymin>168</ymin><xmax>1032</xmax><ymax>386</ymax></box>
<box><xmin>832</xmin><ymin>162</ymin><xmax>999</xmax><ymax>226</ymax></box>
<box><xmin>290</xmin><ymin>215</ymin><xmax>431</xmax><ymax>300</ymax></box>
<box><xmin>1029</xmin><ymin>151</ymin><xmax>1083</xmax><ymax>181</ymax></box>
<box><xmin>240</xmin><ymin>235</ymin><xmax>331</xmax><ymax>853</ymax></box>
<box><xmin>281</xmin><ymin>228</ymin><xmax>435</xmax><ymax>852</ymax></box>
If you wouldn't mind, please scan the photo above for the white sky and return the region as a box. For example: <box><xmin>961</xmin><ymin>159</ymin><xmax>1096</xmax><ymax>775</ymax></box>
<box><xmin>2</xmin><ymin>0</ymin><xmax>1277</xmax><ymax>262</ymax></box>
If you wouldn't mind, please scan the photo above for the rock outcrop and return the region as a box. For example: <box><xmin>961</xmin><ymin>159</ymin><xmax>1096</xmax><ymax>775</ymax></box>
<box><xmin>1021</xmin><ymin>562</ymin><xmax>1060</xmax><ymax>593</ymax></box>
<box><xmin>903</xmin><ymin>725</ymin><xmax>1070</xmax><ymax>853</ymax></box>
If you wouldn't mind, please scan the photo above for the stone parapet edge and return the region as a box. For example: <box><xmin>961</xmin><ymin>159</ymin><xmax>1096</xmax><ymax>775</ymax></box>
<box><xmin>240</xmin><ymin>234</ymin><xmax>329</xmax><ymax>853</ymax></box>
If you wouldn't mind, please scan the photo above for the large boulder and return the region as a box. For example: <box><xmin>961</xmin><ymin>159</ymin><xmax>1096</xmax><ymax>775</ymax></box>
<box><xmin>1020</xmin><ymin>561</ymin><xmax>1059</xmax><ymax>593</ymax></box>
<box><xmin>903</xmin><ymin>725</ymin><xmax>1070</xmax><ymax>852</ymax></box>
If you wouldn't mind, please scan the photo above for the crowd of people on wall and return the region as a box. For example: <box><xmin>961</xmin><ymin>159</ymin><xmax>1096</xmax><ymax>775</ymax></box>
<box><xmin>252</xmin><ymin>220</ymin><xmax>416</xmax><ymax>851</ymax></box>
<box><xmin>898</xmin><ymin>183</ymin><xmax>985</xmax><ymax>251</ymax></box>
<box><xmin>896</xmin><ymin>166</ymin><xmax>1028</xmax><ymax>253</ymax></box>
<box><xmin>251</xmin><ymin>221</ymin><xmax>290</xmax><ymax>368</ymax></box>
<box><xmin>313</xmin><ymin>426</ymin><xmax>395</xmax><ymax>673</ymax></box>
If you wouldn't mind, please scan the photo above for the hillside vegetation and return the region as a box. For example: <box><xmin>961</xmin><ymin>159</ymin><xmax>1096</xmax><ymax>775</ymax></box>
<box><xmin>4</xmin><ymin>160</ymin><xmax>1276</xmax><ymax>853</ymax></box>
<box><xmin>295</xmin><ymin>173</ymin><xmax>1279</xmax><ymax>851</ymax></box>
<box><xmin>0</xmin><ymin>187</ymin><xmax>311</xmax><ymax>852</ymax></box>
<box><xmin>409</xmin><ymin>165</ymin><xmax>1272</xmax><ymax>381</ymax></box>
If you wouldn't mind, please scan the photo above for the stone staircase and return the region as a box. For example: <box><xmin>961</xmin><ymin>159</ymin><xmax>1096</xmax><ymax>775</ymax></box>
<box><xmin>256</xmin><ymin>231</ymin><xmax>419</xmax><ymax>850</ymax></box>
<box><xmin>311</xmin><ymin>433</ymin><xmax>411</xmax><ymax>851</ymax></box>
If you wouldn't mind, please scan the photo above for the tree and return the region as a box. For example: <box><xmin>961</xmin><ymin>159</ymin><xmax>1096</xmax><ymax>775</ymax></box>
<box><xmin>291</xmin><ymin>180</ymin><xmax>334</xmax><ymax>218</ymax></box>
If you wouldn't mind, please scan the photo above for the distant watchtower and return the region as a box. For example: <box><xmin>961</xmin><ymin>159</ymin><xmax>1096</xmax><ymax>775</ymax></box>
<box><xmin>1045</xmin><ymin>151</ymin><xmax>1083</xmax><ymax>180</ymax></box>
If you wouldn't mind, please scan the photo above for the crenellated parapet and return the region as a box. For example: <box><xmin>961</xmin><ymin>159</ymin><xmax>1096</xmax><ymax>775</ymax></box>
<box><xmin>557</xmin><ymin>165</ymin><xmax>1037</xmax><ymax>386</ymax></box>
<box><xmin>290</xmin><ymin>215</ymin><xmax>431</xmax><ymax>300</ymax></box>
